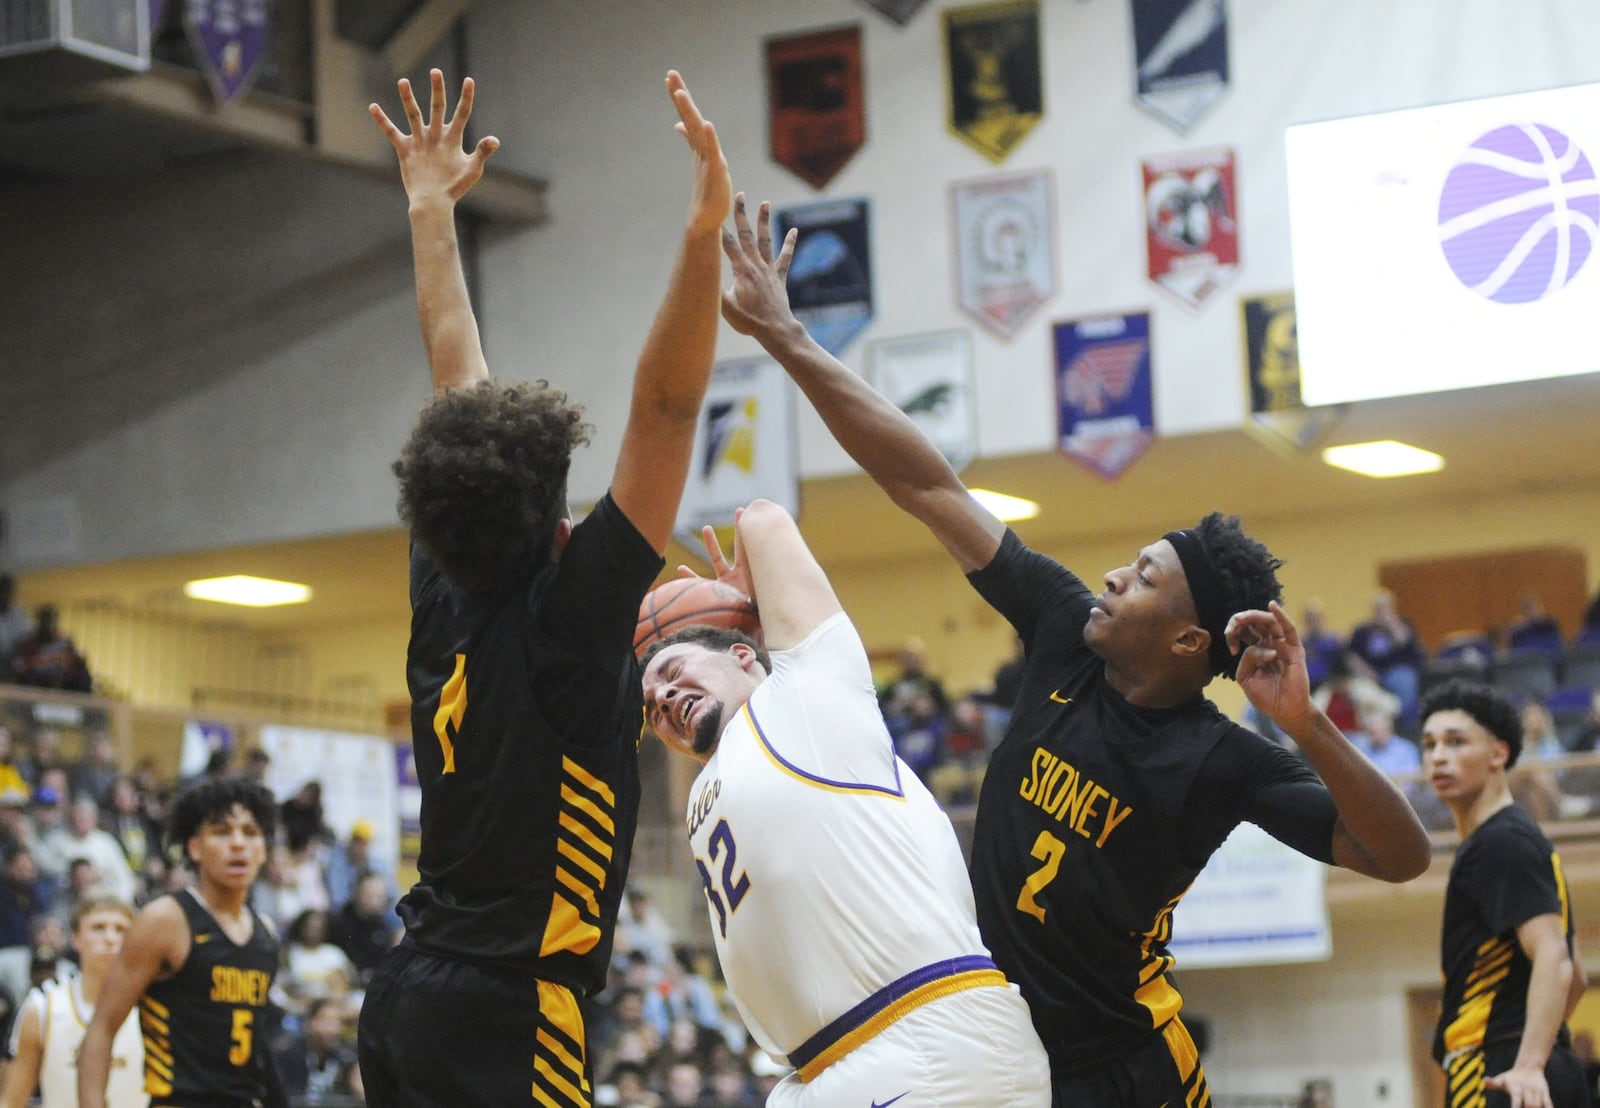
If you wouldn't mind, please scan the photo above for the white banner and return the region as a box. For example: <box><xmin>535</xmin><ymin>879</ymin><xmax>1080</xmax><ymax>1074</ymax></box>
<box><xmin>952</xmin><ymin>169</ymin><xmax>1055</xmax><ymax>340</ymax></box>
<box><xmin>673</xmin><ymin>357</ymin><xmax>799</xmax><ymax>548</ymax></box>
<box><xmin>258</xmin><ymin>725</ymin><xmax>401</xmax><ymax>873</ymax></box>
<box><xmin>868</xmin><ymin>330</ymin><xmax>978</xmax><ymax>472</ymax></box>
<box><xmin>1167</xmin><ymin>821</ymin><xmax>1331</xmax><ymax>969</ymax></box>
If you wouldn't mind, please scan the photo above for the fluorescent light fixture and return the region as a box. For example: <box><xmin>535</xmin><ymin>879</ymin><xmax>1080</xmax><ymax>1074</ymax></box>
<box><xmin>969</xmin><ymin>488</ymin><xmax>1041</xmax><ymax>521</ymax></box>
<box><xmin>1321</xmin><ymin>440</ymin><xmax>1445</xmax><ymax>478</ymax></box>
<box><xmin>183</xmin><ymin>575</ymin><xmax>313</xmax><ymax>607</ymax></box>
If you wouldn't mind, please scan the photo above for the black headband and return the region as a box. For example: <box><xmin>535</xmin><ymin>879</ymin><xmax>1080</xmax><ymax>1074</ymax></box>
<box><xmin>1163</xmin><ymin>528</ymin><xmax>1233</xmax><ymax>676</ymax></box>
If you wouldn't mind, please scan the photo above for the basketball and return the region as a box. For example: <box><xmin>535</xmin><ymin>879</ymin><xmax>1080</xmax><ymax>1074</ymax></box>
<box><xmin>635</xmin><ymin>577</ymin><xmax>759</xmax><ymax>656</ymax></box>
<box><xmin>1437</xmin><ymin>122</ymin><xmax>1599</xmax><ymax>304</ymax></box>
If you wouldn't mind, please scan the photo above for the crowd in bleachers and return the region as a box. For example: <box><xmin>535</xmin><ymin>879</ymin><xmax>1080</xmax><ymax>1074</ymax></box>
<box><xmin>0</xmin><ymin>576</ymin><xmax>92</xmax><ymax>694</ymax></box>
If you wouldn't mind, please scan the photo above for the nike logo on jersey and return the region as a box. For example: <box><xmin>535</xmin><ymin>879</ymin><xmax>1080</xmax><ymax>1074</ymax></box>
<box><xmin>870</xmin><ymin>1094</ymin><xmax>909</xmax><ymax>1108</ymax></box>
<box><xmin>1050</xmin><ymin>689</ymin><xmax>1071</xmax><ymax>704</ymax></box>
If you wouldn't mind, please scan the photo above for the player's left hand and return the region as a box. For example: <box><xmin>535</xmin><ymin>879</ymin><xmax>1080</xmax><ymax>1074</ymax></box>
<box><xmin>676</xmin><ymin>517</ymin><xmax>754</xmax><ymax>607</ymax></box>
<box><xmin>1227</xmin><ymin>601</ymin><xmax>1312</xmax><ymax>728</ymax></box>
<box><xmin>370</xmin><ymin>69</ymin><xmax>499</xmax><ymax>205</ymax></box>
<box><xmin>1485</xmin><ymin>1063</ymin><xmax>1553</xmax><ymax>1108</ymax></box>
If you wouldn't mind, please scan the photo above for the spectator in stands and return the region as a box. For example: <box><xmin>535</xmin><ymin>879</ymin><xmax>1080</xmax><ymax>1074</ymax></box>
<box><xmin>323</xmin><ymin>819</ymin><xmax>400</xmax><ymax>928</ymax></box>
<box><xmin>280</xmin><ymin>780</ymin><xmax>333</xmax><ymax>854</ymax></box>
<box><xmin>1313</xmin><ymin>649</ymin><xmax>1403</xmax><ymax>738</ymax></box>
<box><xmin>69</xmin><ymin>730</ymin><xmax>120</xmax><ymax>808</ymax></box>
<box><xmin>8</xmin><ymin>606</ymin><xmax>91</xmax><ymax>692</ymax></box>
<box><xmin>883</xmin><ymin>686</ymin><xmax>947</xmax><ymax>782</ymax></box>
<box><xmin>1352</xmin><ymin>705</ymin><xmax>1422</xmax><ymax>777</ymax></box>
<box><xmin>280</xmin><ymin>908</ymin><xmax>357</xmax><ymax>1013</ymax></box>
<box><xmin>989</xmin><ymin>634</ymin><xmax>1025</xmax><ymax>712</ymax></box>
<box><xmin>929</xmin><ymin>692</ymin><xmax>989</xmax><ymax>806</ymax></box>
<box><xmin>330</xmin><ymin>871</ymin><xmax>399</xmax><ymax>982</ymax></box>
<box><xmin>25</xmin><ymin>732</ymin><xmax>66</xmax><ymax>792</ymax></box>
<box><xmin>615</xmin><ymin>887</ymin><xmax>675</xmax><ymax>971</ymax></box>
<box><xmin>29</xmin><ymin>786</ymin><xmax>72</xmax><ymax>885</ymax></box>
<box><xmin>102</xmin><ymin>775</ymin><xmax>158</xmax><ymax>879</ymax></box>
<box><xmin>241</xmin><ymin>746</ymin><xmax>272</xmax><ymax>788</ymax></box>
<box><xmin>1568</xmin><ymin>690</ymin><xmax>1600</xmax><ymax>753</ymax></box>
<box><xmin>1507</xmin><ymin>594</ymin><xmax>1566</xmax><ymax>656</ymax></box>
<box><xmin>704</xmin><ymin>1059</ymin><xmax>758</xmax><ymax>1108</ymax></box>
<box><xmin>60</xmin><ymin>796</ymin><xmax>134</xmax><ymax>904</ymax></box>
<box><xmin>0</xmin><ymin>725</ymin><xmax>29</xmax><ymax>804</ymax></box>
<box><xmin>877</xmin><ymin>638</ymin><xmax>949</xmax><ymax>720</ymax></box>
<box><xmin>0</xmin><ymin>848</ymin><xmax>54</xmax><ymax>1006</ymax></box>
<box><xmin>1348</xmin><ymin>589</ymin><xmax>1426</xmax><ymax>729</ymax></box>
<box><xmin>0</xmin><ymin>575</ymin><xmax>32</xmax><ymax>681</ymax></box>
<box><xmin>252</xmin><ymin>844</ymin><xmax>311</xmax><ymax>930</ymax></box>
<box><xmin>1510</xmin><ymin>702</ymin><xmax>1569</xmax><ymax>824</ymax></box>
<box><xmin>1300</xmin><ymin>600</ymin><xmax>1344</xmax><ymax>691</ymax></box>
<box><xmin>606</xmin><ymin>1061</ymin><xmax>660</xmax><ymax>1108</ymax></box>
<box><xmin>662</xmin><ymin>1060</ymin><xmax>708</xmax><ymax>1108</ymax></box>
<box><xmin>273</xmin><ymin>995</ymin><xmax>359</xmax><ymax>1106</ymax></box>
<box><xmin>643</xmin><ymin>947</ymin><xmax>722</xmax><ymax>1041</ymax></box>
<box><xmin>0</xmin><ymin>786</ymin><xmax>34</xmax><ymax>859</ymax></box>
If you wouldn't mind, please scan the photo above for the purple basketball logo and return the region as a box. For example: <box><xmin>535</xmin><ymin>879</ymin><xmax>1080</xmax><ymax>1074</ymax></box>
<box><xmin>1437</xmin><ymin>123</ymin><xmax>1600</xmax><ymax>304</ymax></box>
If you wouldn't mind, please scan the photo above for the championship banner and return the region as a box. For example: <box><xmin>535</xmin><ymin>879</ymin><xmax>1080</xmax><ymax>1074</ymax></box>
<box><xmin>1132</xmin><ymin>0</ymin><xmax>1230</xmax><ymax>135</ymax></box>
<box><xmin>186</xmin><ymin>0</ymin><xmax>269</xmax><ymax>106</ymax></box>
<box><xmin>952</xmin><ymin>169</ymin><xmax>1056</xmax><ymax>339</ymax></box>
<box><xmin>1241</xmin><ymin>292</ymin><xmax>1345</xmax><ymax>454</ymax></box>
<box><xmin>767</xmin><ymin>25</ymin><xmax>866</xmax><ymax>190</ymax></box>
<box><xmin>258</xmin><ymin>725</ymin><xmax>402</xmax><ymax>873</ymax></box>
<box><xmin>1168</xmin><ymin>822</ymin><xmax>1332</xmax><ymax>969</ymax></box>
<box><xmin>776</xmin><ymin>197</ymin><xmax>875</xmax><ymax>355</ymax></box>
<box><xmin>868</xmin><ymin>331</ymin><xmax>977</xmax><ymax>472</ymax></box>
<box><xmin>1053</xmin><ymin>312</ymin><xmax>1155</xmax><ymax>480</ymax></box>
<box><xmin>674</xmin><ymin>357</ymin><xmax>800</xmax><ymax>548</ymax></box>
<box><xmin>943</xmin><ymin>0</ymin><xmax>1043</xmax><ymax>164</ymax></box>
<box><xmin>1144</xmin><ymin>146</ymin><xmax>1238</xmax><ymax>309</ymax></box>
<box><xmin>860</xmin><ymin>0</ymin><xmax>931</xmax><ymax>26</ymax></box>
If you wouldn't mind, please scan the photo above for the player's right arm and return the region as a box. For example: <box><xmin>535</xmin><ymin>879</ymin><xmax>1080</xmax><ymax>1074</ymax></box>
<box><xmin>721</xmin><ymin>200</ymin><xmax>1004</xmax><ymax>574</ymax></box>
<box><xmin>608</xmin><ymin>71</ymin><xmax>731</xmax><ymax>555</ymax></box>
<box><xmin>0</xmin><ymin>996</ymin><xmax>44</xmax><ymax>1108</ymax></box>
<box><xmin>79</xmin><ymin>897</ymin><xmax>188</xmax><ymax>1108</ymax></box>
<box><xmin>730</xmin><ymin>500</ymin><xmax>841</xmax><ymax>652</ymax></box>
<box><xmin>370</xmin><ymin>69</ymin><xmax>500</xmax><ymax>393</ymax></box>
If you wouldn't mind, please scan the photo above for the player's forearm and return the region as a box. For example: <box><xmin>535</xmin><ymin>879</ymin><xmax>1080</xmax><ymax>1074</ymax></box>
<box><xmin>1289</xmin><ymin>708</ymin><xmax>1431</xmax><ymax>881</ymax></box>
<box><xmin>408</xmin><ymin>198</ymin><xmax>490</xmax><ymax>391</ymax></box>
<box><xmin>75</xmin><ymin>1024</ymin><xmax>113</xmax><ymax>1108</ymax></box>
<box><xmin>631</xmin><ymin>224</ymin><xmax>723</xmax><ymax>420</ymax></box>
<box><xmin>1514</xmin><ymin>947</ymin><xmax>1573</xmax><ymax>1073</ymax></box>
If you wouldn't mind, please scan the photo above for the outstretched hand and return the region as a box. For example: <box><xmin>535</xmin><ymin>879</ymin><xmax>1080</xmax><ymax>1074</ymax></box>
<box><xmin>1226</xmin><ymin>601</ymin><xmax>1312</xmax><ymax>728</ymax></box>
<box><xmin>1484</xmin><ymin>1063</ymin><xmax>1553</xmax><ymax>1108</ymax></box>
<box><xmin>370</xmin><ymin>69</ymin><xmax>499</xmax><ymax>206</ymax></box>
<box><xmin>676</xmin><ymin>517</ymin><xmax>755</xmax><ymax>607</ymax></box>
<box><xmin>720</xmin><ymin>196</ymin><xmax>802</xmax><ymax>341</ymax></box>
<box><xmin>667</xmin><ymin>70</ymin><xmax>732</xmax><ymax>238</ymax></box>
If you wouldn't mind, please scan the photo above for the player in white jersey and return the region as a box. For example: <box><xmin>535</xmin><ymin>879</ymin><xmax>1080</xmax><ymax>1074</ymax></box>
<box><xmin>642</xmin><ymin>499</ymin><xmax>1048</xmax><ymax>1107</ymax></box>
<box><xmin>1</xmin><ymin>895</ymin><xmax>147</xmax><ymax>1108</ymax></box>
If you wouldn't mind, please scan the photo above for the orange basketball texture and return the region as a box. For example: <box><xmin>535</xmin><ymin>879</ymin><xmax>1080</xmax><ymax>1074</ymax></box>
<box><xmin>634</xmin><ymin>578</ymin><xmax>759</xmax><ymax>656</ymax></box>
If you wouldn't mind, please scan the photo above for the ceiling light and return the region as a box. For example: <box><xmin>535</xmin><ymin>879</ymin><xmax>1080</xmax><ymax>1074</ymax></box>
<box><xmin>969</xmin><ymin>488</ymin><xmax>1041</xmax><ymax>521</ymax></box>
<box><xmin>183</xmin><ymin>575</ymin><xmax>312</xmax><ymax>607</ymax></box>
<box><xmin>1320</xmin><ymin>440</ymin><xmax>1444</xmax><ymax>478</ymax></box>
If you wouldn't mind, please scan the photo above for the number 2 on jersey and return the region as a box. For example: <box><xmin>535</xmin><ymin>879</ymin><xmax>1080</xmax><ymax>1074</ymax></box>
<box><xmin>1016</xmin><ymin>830</ymin><xmax>1066</xmax><ymax>923</ymax></box>
<box><xmin>694</xmin><ymin>819</ymin><xmax>751</xmax><ymax>937</ymax></box>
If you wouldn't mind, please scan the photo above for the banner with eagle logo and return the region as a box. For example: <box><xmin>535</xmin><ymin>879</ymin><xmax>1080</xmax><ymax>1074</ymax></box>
<box><xmin>1053</xmin><ymin>312</ymin><xmax>1155</xmax><ymax>480</ymax></box>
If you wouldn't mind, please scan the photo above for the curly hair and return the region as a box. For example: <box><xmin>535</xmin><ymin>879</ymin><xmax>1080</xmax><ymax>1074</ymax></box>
<box><xmin>641</xmin><ymin>626</ymin><xmax>771</xmax><ymax>675</ymax></box>
<box><xmin>394</xmin><ymin>381</ymin><xmax>592</xmax><ymax>596</ymax></box>
<box><xmin>1421</xmin><ymin>679</ymin><xmax>1524</xmax><ymax>768</ymax></box>
<box><xmin>1194</xmin><ymin>512</ymin><xmax>1285</xmax><ymax>680</ymax></box>
<box><xmin>166</xmin><ymin>777</ymin><xmax>278</xmax><ymax>865</ymax></box>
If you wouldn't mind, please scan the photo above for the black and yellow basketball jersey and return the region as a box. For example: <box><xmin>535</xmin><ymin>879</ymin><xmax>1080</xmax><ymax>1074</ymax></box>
<box><xmin>401</xmin><ymin>493</ymin><xmax>660</xmax><ymax>994</ymax></box>
<box><xmin>965</xmin><ymin>530</ymin><xmax>1338</xmax><ymax>1076</ymax></box>
<box><xmin>1435</xmin><ymin>804</ymin><xmax>1574</xmax><ymax>1062</ymax></box>
<box><xmin>140</xmin><ymin>888</ymin><xmax>280</xmax><ymax>1105</ymax></box>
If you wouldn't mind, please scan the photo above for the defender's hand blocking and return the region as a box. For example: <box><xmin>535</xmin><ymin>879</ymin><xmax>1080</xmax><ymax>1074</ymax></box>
<box><xmin>668</xmin><ymin>70</ymin><xmax>732</xmax><ymax>238</ymax></box>
<box><xmin>721</xmin><ymin>196</ymin><xmax>801</xmax><ymax>340</ymax></box>
<box><xmin>370</xmin><ymin>69</ymin><xmax>499</xmax><ymax>205</ymax></box>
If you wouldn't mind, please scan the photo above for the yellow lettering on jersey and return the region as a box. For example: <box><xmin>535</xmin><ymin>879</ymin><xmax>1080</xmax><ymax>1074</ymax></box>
<box><xmin>209</xmin><ymin>966</ymin><xmax>270</xmax><ymax>1006</ymax></box>
<box><xmin>433</xmin><ymin>653</ymin><xmax>467</xmax><ymax>775</ymax></box>
<box><xmin>1018</xmin><ymin>747</ymin><xmax>1134</xmax><ymax>849</ymax></box>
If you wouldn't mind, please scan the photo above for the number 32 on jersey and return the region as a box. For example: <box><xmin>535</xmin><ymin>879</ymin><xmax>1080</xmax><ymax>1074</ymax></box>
<box><xmin>695</xmin><ymin>819</ymin><xmax>752</xmax><ymax>937</ymax></box>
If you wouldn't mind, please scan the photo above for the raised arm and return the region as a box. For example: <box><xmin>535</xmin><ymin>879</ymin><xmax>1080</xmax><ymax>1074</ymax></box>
<box><xmin>721</xmin><ymin>201</ymin><xmax>1004</xmax><ymax>573</ymax></box>
<box><xmin>729</xmin><ymin>499</ymin><xmax>842</xmax><ymax>651</ymax></box>
<box><xmin>1229</xmin><ymin>603</ymin><xmax>1431</xmax><ymax>883</ymax></box>
<box><xmin>609</xmin><ymin>71</ymin><xmax>732</xmax><ymax>554</ymax></box>
<box><xmin>79</xmin><ymin>897</ymin><xmax>186</xmax><ymax>1108</ymax></box>
<box><xmin>370</xmin><ymin>69</ymin><xmax>500</xmax><ymax>392</ymax></box>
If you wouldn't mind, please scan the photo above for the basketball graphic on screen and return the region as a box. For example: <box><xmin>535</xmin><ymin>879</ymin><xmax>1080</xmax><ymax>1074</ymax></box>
<box><xmin>1437</xmin><ymin>122</ymin><xmax>1600</xmax><ymax>304</ymax></box>
<box><xmin>635</xmin><ymin>578</ymin><xmax>759</xmax><ymax>657</ymax></box>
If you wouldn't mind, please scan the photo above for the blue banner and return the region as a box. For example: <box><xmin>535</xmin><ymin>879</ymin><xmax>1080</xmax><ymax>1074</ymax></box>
<box><xmin>1053</xmin><ymin>311</ymin><xmax>1155</xmax><ymax>480</ymax></box>
<box><xmin>776</xmin><ymin>197</ymin><xmax>875</xmax><ymax>356</ymax></box>
<box><xmin>1132</xmin><ymin>0</ymin><xmax>1229</xmax><ymax>135</ymax></box>
<box><xmin>186</xmin><ymin>0</ymin><xmax>269</xmax><ymax>105</ymax></box>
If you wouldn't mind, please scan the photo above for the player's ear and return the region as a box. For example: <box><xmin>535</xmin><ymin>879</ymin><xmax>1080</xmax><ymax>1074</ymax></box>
<box><xmin>1173</xmin><ymin>625</ymin><xmax>1210</xmax><ymax>661</ymax></box>
<box><xmin>551</xmin><ymin>517</ymin><xmax>574</xmax><ymax>561</ymax></box>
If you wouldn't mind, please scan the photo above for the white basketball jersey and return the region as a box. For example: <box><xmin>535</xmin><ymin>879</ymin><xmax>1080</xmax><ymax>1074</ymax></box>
<box><xmin>11</xmin><ymin>976</ymin><xmax>149</xmax><ymax>1108</ymax></box>
<box><xmin>683</xmin><ymin>613</ymin><xmax>990</xmax><ymax>1059</ymax></box>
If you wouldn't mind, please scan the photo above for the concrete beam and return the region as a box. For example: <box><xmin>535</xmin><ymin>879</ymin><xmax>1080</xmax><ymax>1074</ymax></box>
<box><xmin>382</xmin><ymin>0</ymin><xmax>479</xmax><ymax>76</ymax></box>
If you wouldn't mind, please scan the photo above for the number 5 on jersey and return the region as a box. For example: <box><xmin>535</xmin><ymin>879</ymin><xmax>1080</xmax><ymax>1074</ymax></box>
<box><xmin>695</xmin><ymin>819</ymin><xmax>751</xmax><ymax>937</ymax></box>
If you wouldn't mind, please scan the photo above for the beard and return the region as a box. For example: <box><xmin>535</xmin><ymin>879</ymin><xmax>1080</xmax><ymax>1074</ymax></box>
<box><xmin>691</xmin><ymin>703</ymin><xmax>725</xmax><ymax>755</ymax></box>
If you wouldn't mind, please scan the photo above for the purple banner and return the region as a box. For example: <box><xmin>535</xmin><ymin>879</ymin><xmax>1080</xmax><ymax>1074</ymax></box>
<box><xmin>150</xmin><ymin>0</ymin><xmax>168</xmax><ymax>33</ymax></box>
<box><xmin>1053</xmin><ymin>312</ymin><xmax>1155</xmax><ymax>480</ymax></box>
<box><xmin>185</xmin><ymin>0</ymin><xmax>269</xmax><ymax>106</ymax></box>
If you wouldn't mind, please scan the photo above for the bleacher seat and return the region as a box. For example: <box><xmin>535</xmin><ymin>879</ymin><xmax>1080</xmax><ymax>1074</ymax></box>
<box><xmin>1548</xmin><ymin>685</ymin><xmax>1595</xmax><ymax>750</ymax></box>
<box><xmin>1423</xmin><ymin>632</ymin><xmax>1494</xmax><ymax>693</ymax></box>
<box><xmin>1493</xmin><ymin>648</ymin><xmax>1560</xmax><ymax>702</ymax></box>
<box><xmin>1507</xmin><ymin>617</ymin><xmax>1565</xmax><ymax>658</ymax></box>
<box><xmin>1564</xmin><ymin>643</ymin><xmax>1600</xmax><ymax>690</ymax></box>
